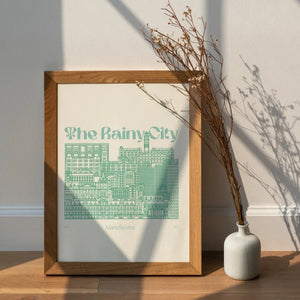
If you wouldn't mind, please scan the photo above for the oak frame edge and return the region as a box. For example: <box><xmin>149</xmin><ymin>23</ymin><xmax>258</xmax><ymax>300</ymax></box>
<box><xmin>44</xmin><ymin>71</ymin><xmax>202</xmax><ymax>275</ymax></box>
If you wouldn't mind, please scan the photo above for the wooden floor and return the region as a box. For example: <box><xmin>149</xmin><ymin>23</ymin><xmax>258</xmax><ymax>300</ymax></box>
<box><xmin>0</xmin><ymin>252</ymin><xmax>299</xmax><ymax>299</ymax></box>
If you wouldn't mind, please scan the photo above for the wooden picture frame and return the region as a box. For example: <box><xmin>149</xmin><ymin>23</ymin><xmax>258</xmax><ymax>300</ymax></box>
<box><xmin>44</xmin><ymin>71</ymin><xmax>201</xmax><ymax>275</ymax></box>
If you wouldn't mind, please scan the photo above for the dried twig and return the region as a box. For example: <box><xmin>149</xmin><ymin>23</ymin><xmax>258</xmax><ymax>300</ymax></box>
<box><xmin>137</xmin><ymin>1</ymin><xmax>245</xmax><ymax>224</ymax></box>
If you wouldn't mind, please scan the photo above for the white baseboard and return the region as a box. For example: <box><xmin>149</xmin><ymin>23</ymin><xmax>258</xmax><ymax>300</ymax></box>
<box><xmin>246</xmin><ymin>205</ymin><xmax>300</xmax><ymax>216</ymax></box>
<box><xmin>0</xmin><ymin>206</ymin><xmax>44</xmax><ymax>217</ymax></box>
<box><xmin>0</xmin><ymin>206</ymin><xmax>44</xmax><ymax>251</ymax></box>
<box><xmin>202</xmin><ymin>206</ymin><xmax>300</xmax><ymax>251</ymax></box>
<box><xmin>203</xmin><ymin>205</ymin><xmax>300</xmax><ymax>217</ymax></box>
<box><xmin>0</xmin><ymin>206</ymin><xmax>299</xmax><ymax>251</ymax></box>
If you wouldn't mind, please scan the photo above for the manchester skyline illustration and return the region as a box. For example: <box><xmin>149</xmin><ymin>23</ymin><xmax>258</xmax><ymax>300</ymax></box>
<box><xmin>64</xmin><ymin>132</ymin><xmax>179</xmax><ymax>220</ymax></box>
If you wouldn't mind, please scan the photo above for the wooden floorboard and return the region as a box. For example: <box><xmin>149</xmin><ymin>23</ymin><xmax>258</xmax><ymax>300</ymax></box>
<box><xmin>0</xmin><ymin>251</ymin><xmax>299</xmax><ymax>299</ymax></box>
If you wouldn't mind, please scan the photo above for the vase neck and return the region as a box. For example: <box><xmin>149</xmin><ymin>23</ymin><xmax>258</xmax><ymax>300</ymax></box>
<box><xmin>237</xmin><ymin>222</ymin><xmax>250</xmax><ymax>235</ymax></box>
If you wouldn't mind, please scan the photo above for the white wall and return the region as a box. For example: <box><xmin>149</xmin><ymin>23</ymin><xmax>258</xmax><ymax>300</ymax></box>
<box><xmin>1</xmin><ymin>0</ymin><xmax>299</xmax><ymax>251</ymax></box>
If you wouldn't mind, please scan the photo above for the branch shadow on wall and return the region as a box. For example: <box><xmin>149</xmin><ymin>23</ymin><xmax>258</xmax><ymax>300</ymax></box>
<box><xmin>234</xmin><ymin>59</ymin><xmax>300</xmax><ymax>250</ymax></box>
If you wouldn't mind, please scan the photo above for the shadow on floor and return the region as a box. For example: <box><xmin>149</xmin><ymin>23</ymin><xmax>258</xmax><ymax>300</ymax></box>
<box><xmin>202</xmin><ymin>251</ymin><xmax>224</xmax><ymax>276</ymax></box>
<box><xmin>197</xmin><ymin>252</ymin><xmax>300</xmax><ymax>299</ymax></box>
<box><xmin>0</xmin><ymin>251</ymin><xmax>43</xmax><ymax>271</ymax></box>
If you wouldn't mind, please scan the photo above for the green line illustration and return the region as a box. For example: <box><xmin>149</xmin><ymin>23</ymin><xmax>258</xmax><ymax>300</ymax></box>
<box><xmin>64</xmin><ymin>132</ymin><xmax>179</xmax><ymax>220</ymax></box>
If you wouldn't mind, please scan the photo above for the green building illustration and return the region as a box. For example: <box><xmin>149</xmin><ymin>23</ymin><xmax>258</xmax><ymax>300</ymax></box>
<box><xmin>64</xmin><ymin>132</ymin><xmax>179</xmax><ymax>220</ymax></box>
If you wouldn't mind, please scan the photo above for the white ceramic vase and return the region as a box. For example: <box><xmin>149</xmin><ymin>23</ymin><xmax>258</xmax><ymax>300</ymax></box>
<box><xmin>224</xmin><ymin>222</ymin><xmax>261</xmax><ymax>280</ymax></box>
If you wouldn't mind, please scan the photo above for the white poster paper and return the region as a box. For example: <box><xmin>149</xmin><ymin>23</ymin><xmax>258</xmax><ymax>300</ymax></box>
<box><xmin>57</xmin><ymin>83</ymin><xmax>189</xmax><ymax>262</ymax></box>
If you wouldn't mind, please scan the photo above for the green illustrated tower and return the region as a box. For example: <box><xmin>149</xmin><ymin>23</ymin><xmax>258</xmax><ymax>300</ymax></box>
<box><xmin>64</xmin><ymin>132</ymin><xmax>179</xmax><ymax>220</ymax></box>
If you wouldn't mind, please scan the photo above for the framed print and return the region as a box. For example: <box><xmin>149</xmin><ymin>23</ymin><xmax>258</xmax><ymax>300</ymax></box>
<box><xmin>44</xmin><ymin>71</ymin><xmax>201</xmax><ymax>275</ymax></box>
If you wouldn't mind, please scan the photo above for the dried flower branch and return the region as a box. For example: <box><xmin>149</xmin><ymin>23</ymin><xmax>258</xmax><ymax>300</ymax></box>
<box><xmin>137</xmin><ymin>1</ymin><xmax>244</xmax><ymax>224</ymax></box>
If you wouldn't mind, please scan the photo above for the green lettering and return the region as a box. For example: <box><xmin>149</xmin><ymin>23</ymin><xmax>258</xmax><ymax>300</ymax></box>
<box><xmin>101</xmin><ymin>127</ymin><xmax>111</xmax><ymax>139</ymax></box>
<box><xmin>149</xmin><ymin>126</ymin><xmax>160</xmax><ymax>139</ymax></box>
<box><xmin>112</xmin><ymin>130</ymin><xmax>121</xmax><ymax>139</ymax></box>
<box><xmin>88</xmin><ymin>130</ymin><xmax>97</xmax><ymax>140</ymax></box>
